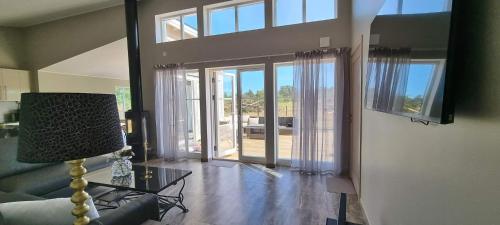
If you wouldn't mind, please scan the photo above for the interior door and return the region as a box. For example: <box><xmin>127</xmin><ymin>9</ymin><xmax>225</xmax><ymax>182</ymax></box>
<box><xmin>350</xmin><ymin>37</ymin><xmax>363</xmax><ymax>196</ymax></box>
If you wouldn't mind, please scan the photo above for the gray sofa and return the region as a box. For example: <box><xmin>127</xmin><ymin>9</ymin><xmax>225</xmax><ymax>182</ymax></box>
<box><xmin>0</xmin><ymin>137</ymin><xmax>159</xmax><ymax>225</ymax></box>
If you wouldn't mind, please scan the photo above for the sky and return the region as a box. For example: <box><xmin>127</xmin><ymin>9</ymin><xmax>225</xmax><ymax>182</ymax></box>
<box><xmin>222</xmin><ymin>70</ymin><xmax>265</xmax><ymax>95</ymax></box>
<box><xmin>405</xmin><ymin>64</ymin><xmax>435</xmax><ymax>98</ymax></box>
<box><xmin>276</xmin><ymin>65</ymin><xmax>294</xmax><ymax>88</ymax></box>
<box><xmin>276</xmin><ymin>0</ymin><xmax>335</xmax><ymax>25</ymax></box>
<box><xmin>219</xmin><ymin>62</ymin><xmax>336</xmax><ymax>97</ymax></box>
<box><xmin>183</xmin><ymin>13</ymin><xmax>197</xmax><ymax>30</ymax></box>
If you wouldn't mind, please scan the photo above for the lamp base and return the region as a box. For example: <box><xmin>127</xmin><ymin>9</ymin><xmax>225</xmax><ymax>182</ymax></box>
<box><xmin>67</xmin><ymin>159</ymin><xmax>90</xmax><ymax>225</ymax></box>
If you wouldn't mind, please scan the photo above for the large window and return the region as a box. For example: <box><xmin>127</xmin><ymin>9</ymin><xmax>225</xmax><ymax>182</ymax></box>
<box><xmin>155</xmin><ymin>8</ymin><xmax>198</xmax><ymax>43</ymax></box>
<box><xmin>378</xmin><ymin>0</ymin><xmax>452</xmax><ymax>15</ymax></box>
<box><xmin>206</xmin><ymin>0</ymin><xmax>265</xmax><ymax>36</ymax></box>
<box><xmin>115</xmin><ymin>86</ymin><xmax>131</xmax><ymax>120</ymax></box>
<box><xmin>274</xmin><ymin>0</ymin><xmax>336</xmax><ymax>27</ymax></box>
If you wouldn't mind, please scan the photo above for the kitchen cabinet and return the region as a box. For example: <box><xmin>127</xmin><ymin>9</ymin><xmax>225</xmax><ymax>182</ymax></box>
<box><xmin>0</xmin><ymin>68</ymin><xmax>31</xmax><ymax>101</ymax></box>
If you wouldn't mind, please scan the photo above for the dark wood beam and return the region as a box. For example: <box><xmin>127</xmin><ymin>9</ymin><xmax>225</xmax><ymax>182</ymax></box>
<box><xmin>124</xmin><ymin>0</ymin><xmax>145</xmax><ymax>162</ymax></box>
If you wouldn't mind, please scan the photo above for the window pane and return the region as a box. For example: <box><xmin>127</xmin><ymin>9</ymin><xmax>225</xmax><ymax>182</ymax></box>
<box><xmin>275</xmin><ymin>0</ymin><xmax>303</xmax><ymax>26</ymax></box>
<box><xmin>186</xmin><ymin>72</ymin><xmax>201</xmax><ymax>153</ymax></box>
<box><xmin>115</xmin><ymin>87</ymin><xmax>131</xmax><ymax>120</ymax></box>
<box><xmin>210</xmin><ymin>7</ymin><xmax>236</xmax><ymax>35</ymax></box>
<box><xmin>306</xmin><ymin>0</ymin><xmax>335</xmax><ymax>22</ymax></box>
<box><xmin>164</xmin><ymin>16</ymin><xmax>181</xmax><ymax>41</ymax></box>
<box><xmin>275</xmin><ymin>64</ymin><xmax>294</xmax><ymax>160</ymax></box>
<box><xmin>378</xmin><ymin>0</ymin><xmax>399</xmax><ymax>15</ymax></box>
<box><xmin>182</xmin><ymin>13</ymin><xmax>198</xmax><ymax>39</ymax></box>
<box><xmin>241</xmin><ymin>70</ymin><xmax>266</xmax><ymax>158</ymax></box>
<box><xmin>238</xmin><ymin>2</ymin><xmax>265</xmax><ymax>31</ymax></box>
<box><xmin>402</xmin><ymin>0</ymin><xmax>450</xmax><ymax>14</ymax></box>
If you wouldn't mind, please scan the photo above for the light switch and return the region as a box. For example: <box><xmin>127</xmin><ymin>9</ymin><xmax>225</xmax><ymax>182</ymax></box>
<box><xmin>320</xmin><ymin>37</ymin><xmax>330</xmax><ymax>48</ymax></box>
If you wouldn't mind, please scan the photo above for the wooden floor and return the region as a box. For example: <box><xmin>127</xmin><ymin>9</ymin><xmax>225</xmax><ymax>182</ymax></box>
<box><xmin>142</xmin><ymin>159</ymin><xmax>365</xmax><ymax>225</ymax></box>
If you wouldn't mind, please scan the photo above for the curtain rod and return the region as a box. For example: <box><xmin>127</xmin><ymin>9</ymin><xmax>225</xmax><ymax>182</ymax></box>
<box><xmin>153</xmin><ymin>52</ymin><xmax>293</xmax><ymax>69</ymax></box>
<box><xmin>153</xmin><ymin>48</ymin><xmax>339</xmax><ymax>68</ymax></box>
<box><xmin>368</xmin><ymin>47</ymin><xmax>448</xmax><ymax>51</ymax></box>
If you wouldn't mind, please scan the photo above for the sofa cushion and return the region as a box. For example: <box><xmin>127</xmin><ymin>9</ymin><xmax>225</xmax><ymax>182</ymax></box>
<box><xmin>0</xmin><ymin>197</ymin><xmax>99</xmax><ymax>225</ymax></box>
<box><xmin>0</xmin><ymin>155</ymin><xmax>111</xmax><ymax>196</ymax></box>
<box><xmin>0</xmin><ymin>138</ymin><xmax>54</xmax><ymax>179</ymax></box>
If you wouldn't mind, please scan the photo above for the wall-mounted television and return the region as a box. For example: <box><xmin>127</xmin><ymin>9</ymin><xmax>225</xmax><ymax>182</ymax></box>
<box><xmin>365</xmin><ymin>0</ymin><xmax>457</xmax><ymax>124</ymax></box>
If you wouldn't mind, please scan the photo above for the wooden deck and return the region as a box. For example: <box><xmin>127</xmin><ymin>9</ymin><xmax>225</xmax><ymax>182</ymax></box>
<box><xmin>220</xmin><ymin>134</ymin><xmax>293</xmax><ymax>160</ymax></box>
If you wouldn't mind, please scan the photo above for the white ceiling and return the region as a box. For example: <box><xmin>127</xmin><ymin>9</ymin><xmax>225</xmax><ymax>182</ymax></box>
<box><xmin>0</xmin><ymin>0</ymin><xmax>123</xmax><ymax>27</ymax></box>
<box><xmin>42</xmin><ymin>38</ymin><xmax>129</xmax><ymax>80</ymax></box>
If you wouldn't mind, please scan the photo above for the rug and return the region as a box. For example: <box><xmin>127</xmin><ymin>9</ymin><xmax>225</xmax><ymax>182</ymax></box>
<box><xmin>206</xmin><ymin>160</ymin><xmax>238</xmax><ymax>168</ymax></box>
<box><xmin>326</xmin><ymin>176</ymin><xmax>356</xmax><ymax>194</ymax></box>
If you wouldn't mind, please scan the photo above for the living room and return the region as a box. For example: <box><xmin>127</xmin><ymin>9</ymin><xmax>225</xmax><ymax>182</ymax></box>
<box><xmin>0</xmin><ymin>0</ymin><xmax>499</xmax><ymax>225</ymax></box>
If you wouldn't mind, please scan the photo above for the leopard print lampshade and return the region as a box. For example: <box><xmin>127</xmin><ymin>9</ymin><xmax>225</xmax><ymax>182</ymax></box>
<box><xmin>17</xmin><ymin>93</ymin><xmax>125</xmax><ymax>163</ymax></box>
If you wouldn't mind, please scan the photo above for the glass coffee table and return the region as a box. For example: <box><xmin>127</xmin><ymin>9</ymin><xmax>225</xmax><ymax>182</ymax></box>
<box><xmin>85</xmin><ymin>164</ymin><xmax>192</xmax><ymax>220</ymax></box>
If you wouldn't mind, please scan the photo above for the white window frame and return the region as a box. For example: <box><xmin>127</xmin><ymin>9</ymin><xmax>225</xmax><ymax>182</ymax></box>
<box><xmin>155</xmin><ymin>8</ymin><xmax>198</xmax><ymax>43</ymax></box>
<box><xmin>204</xmin><ymin>0</ymin><xmax>265</xmax><ymax>36</ymax></box>
<box><xmin>406</xmin><ymin>59</ymin><xmax>446</xmax><ymax>116</ymax></box>
<box><xmin>185</xmin><ymin>69</ymin><xmax>202</xmax><ymax>157</ymax></box>
<box><xmin>273</xmin><ymin>62</ymin><xmax>294</xmax><ymax>166</ymax></box>
<box><xmin>272</xmin><ymin>0</ymin><xmax>338</xmax><ymax>27</ymax></box>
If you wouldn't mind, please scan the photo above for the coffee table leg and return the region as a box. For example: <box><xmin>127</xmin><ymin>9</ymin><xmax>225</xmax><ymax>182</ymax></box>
<box><xmin>177</xmin><ymin>178</ymin><xmax>188</xmax><ymax>212</ymax></box>
<box><xmin>157</xmin><ymin>178</ymin><xmax>189</xmax><ymax>220</ymax></box>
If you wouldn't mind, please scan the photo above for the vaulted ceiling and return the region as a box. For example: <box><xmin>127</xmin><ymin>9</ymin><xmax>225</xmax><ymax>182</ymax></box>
<box><xmin>42</xmin><ymin>38</ymin><xmax>129</xmax><ymax>80</ymax></box>
<box><xmin>0</xmin><ymin>0</ymin><xmax>123</xmax><ymax>27</ymax></box>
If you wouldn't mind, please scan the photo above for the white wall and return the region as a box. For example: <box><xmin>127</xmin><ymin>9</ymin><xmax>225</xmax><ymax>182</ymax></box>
<box><xmin>37</xmin><ymin>70</ymin><xmax>129</xmax><ymax>94</ymax></box>
<box><xmin>352</xmin><ymin>0</ymin><xmax>500</xmax><ymax>224</ymax></box>
<box><xmin>24</xmin><ymin>6</ymin><xmax>126</xmax><ymax>70</ymax></box>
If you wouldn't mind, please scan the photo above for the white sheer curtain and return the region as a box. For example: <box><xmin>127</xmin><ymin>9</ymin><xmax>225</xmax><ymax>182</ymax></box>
<box><xmin>291</xmin><ymin>48</ymin><xmax>351</xmax><ymax>175</ymax></box>
<box><xmin>366</xmin><ymin>48</ymin><xmax>411</xmax><ymax>112</ymax></box>
<box><xmin>155</xmin><ymin>65</ymin><xmax>189</xmax><ymax>160</ymax></box>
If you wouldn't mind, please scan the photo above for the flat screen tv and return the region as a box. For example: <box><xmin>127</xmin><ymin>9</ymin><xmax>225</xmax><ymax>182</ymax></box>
<box><xmin>365</xmin><ymin>0</ymin><xmax>458</xmax><ymax>124</ymax></box>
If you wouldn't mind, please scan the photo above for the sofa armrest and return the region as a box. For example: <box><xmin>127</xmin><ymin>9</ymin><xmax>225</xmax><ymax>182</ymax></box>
<box><xmin>89</xmin><ymin>194</ymin><xmax>159</xmax><ymax>225</ymax></box>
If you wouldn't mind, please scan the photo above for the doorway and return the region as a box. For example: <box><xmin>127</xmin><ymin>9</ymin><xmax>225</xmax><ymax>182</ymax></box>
<box><xmin>209</xmin><ymin>65</ymin><xmax>266</xmax><ymax>163</ymax></box>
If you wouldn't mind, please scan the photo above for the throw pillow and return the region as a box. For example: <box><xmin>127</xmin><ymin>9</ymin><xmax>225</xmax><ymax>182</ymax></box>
<box><xmin>0</xmin><ymin>197</ymin><xmax>99</xmax><ymax>225</ymax></box>
<box><xmin>248</xmin><ymin>117</ymin><xmax>260</xmax><ymax>125</ymax></box>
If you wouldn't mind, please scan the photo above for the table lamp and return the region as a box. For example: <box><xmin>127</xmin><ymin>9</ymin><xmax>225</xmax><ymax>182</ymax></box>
<box><xmin>17</xmin><ymin>93</ymin><xmax>124</xmax><ymax>225</ymax></box>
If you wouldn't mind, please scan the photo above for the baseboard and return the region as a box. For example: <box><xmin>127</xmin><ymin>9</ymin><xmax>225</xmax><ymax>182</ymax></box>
<box><xmin>359</xmin><ymin>197</ymin><xmax>370</xmax><ymax>225</ymax></box>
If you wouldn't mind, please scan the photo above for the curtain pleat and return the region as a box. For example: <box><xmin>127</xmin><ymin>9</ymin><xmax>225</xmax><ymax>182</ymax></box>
<box><xmin>155</xmin><ymin>66</ymin><xmax>189</xmax><ymax>161</ymax></box>
<box><xmin>291</xmin><ymin>48</ymin><xmax>351</xmax><ymax>175</ymax></box>
<box><xmin>366</xmin><ymin>48</ymin><xmax>411</xmax><ymax>112</ymax></box>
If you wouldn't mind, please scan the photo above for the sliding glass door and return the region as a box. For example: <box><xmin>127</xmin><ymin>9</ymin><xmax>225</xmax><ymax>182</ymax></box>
<box><xmin>210</xmin><ymin>65</ymin><xmax>266</xmax><ymax>163</ymax></box>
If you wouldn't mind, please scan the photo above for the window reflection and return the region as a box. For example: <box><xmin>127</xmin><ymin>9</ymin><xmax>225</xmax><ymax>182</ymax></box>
<box><xmin>378</xmin><ymin>0</ymin><xmax>451</xmax><ymax>15</ymax></box>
